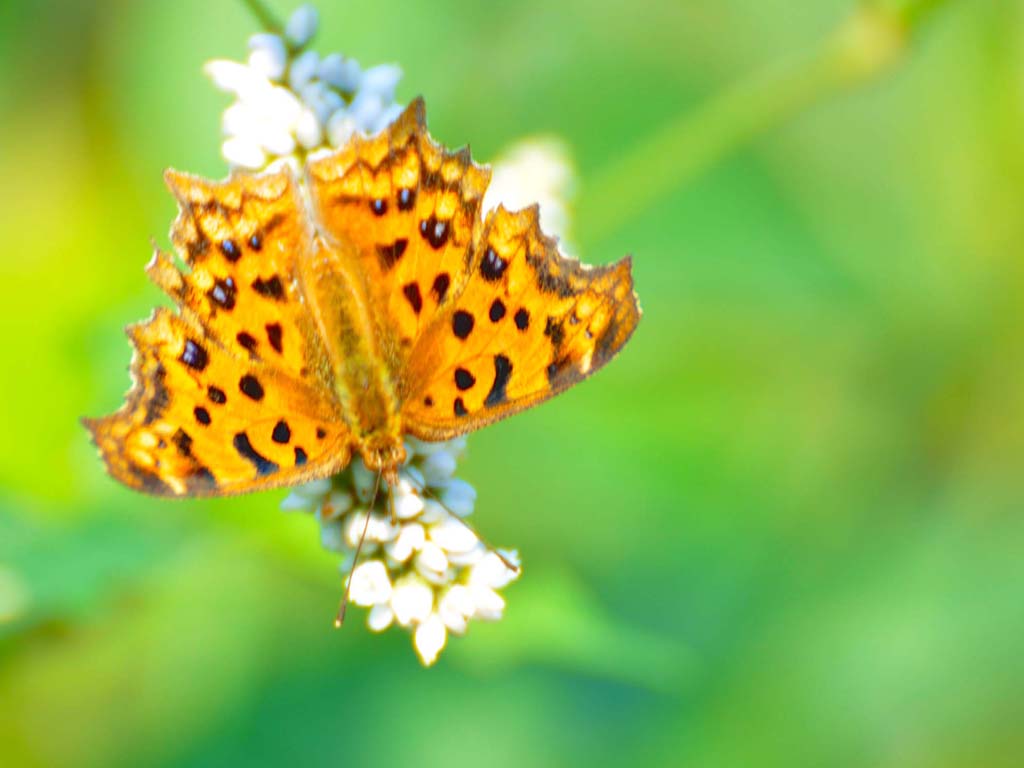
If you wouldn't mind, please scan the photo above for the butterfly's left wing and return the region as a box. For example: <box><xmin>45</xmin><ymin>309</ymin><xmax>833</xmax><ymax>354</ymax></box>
<box><xmin>85</xmin><ymin>169</ymin><xmax>352</xmax><ymax>496</ymax></box>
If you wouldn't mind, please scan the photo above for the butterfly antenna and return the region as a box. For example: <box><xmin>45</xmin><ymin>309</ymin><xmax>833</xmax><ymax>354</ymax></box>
<box><xmin>387</xmin><ymin>477</ymin><xmax>397</xmax><ymax>526</ymax></box>
<box><xmin>335</xmin><ymin>469</ymin><xmax>383</xmax><ymax>628</ymax></box>
<box><xmin>415</xmin><ymin>482</ymin><xmax>520</xmax><ymax>574</ymax></box>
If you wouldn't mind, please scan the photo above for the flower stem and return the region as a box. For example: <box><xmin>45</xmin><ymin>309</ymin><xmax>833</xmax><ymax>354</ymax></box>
<box><xmin>575</xmin><ymin>0</ymin><xmax>956</xmax><ymax>249</ymax></box>
<box><xmin>238</xmin><ymin>0</ymin><xmax>283</xmax><ymax>33</ymax></box>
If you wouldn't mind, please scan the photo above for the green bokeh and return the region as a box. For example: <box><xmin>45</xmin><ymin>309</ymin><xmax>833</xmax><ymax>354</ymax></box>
<box><xmin>2</xmin><ymin>1</ymin><xmax>1023</xmax><ymax>766</ymax></box>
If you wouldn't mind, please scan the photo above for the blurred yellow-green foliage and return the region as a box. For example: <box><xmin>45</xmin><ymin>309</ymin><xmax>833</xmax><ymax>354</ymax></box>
<box><xmin>2</xmin><ymin>0</ymin><xmax>1024</xmax><ymax>765</ymax></box>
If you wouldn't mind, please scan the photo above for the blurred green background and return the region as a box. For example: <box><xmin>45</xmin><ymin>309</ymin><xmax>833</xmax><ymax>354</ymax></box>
<box><xmin>2</xmin><ymin>0</ymin><xmax>1023</xmax><ymax>765</ymax></box>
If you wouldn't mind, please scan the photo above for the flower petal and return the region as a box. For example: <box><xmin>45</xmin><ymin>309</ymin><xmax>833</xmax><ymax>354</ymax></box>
<box><xmin>414</xmin><ymin>613</ymin><xmax>447</xmax><ymax>666</ymax></box>
<box><xmin>349</xmin><ymin>560</ymin><xmax>393</xmax><ymax>606</ymax></box>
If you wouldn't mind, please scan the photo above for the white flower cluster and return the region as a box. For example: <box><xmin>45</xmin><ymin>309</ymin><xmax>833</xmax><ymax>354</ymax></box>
<box><xmin>205</xmin><ymin>2</ymin><xmax>580</xmax><ymax>666</ymax></box>
<box><xmin>281</xmin><ymin>438</ymin><xmax>520</xmax><ymax>666</ymax></box>
<box><xmin>205</xmin><ymin>4</ymin><xmax>404</xmax><ymax>170</ymax></box>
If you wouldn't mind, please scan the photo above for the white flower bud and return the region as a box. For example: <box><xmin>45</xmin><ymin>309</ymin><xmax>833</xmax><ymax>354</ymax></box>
<box><xmin>285</xmin><ymin>4</ymin><xmax>319</xmax><ymax>49</ymax></box>
<box><xmin>359</xmin><ymin>64</ymin><xmax>402</xmax><ymax>102</ymax></box>
<box><xmin>367</xmin><ymin>603</ymin><xmax>394</xmax><ymax>632</ymax></box>
<box><xmin>349</xmin><ymin>561</ymin><xmax>392</xmax><ymax>606</ymax></box>
<box><xmin>248</xmin><ymin>34</ymin><xmax>288</xmax><ymax>81</ymax></box>
<box><xmin>295</xmin><ymin>107</ymin><xmax>324</xmax><ymax>149</ymax></box>
<box><xmin>415</xmin><ymin>541</ymin><xmax>449</xmax><ymax>575</ymax></box>
<box><xmin>294</xmin><ymin>478</ymin><xmax>333</xmax><ymax>498</ymax></box>
<box><xmin>326</xmin><ymin>110</ymin><xmax>356</xmax><ymax>147</ymax></box>
<box><xmin>391</xmin><ymin>575</ymin><xmax>433</xmax><ymax>626</ymax></box>
<box><xmin>420</xmin><ymin>449</ymin><xmax>457</xmax><ymax>484</ymax></box>
<box><xmin>468</xmin><ymin>585</ymin><xmax>505</xmax><ymax>620</ymax></box>
<box><xmin>222</xmin><ymin>136</ymin><xmax>266</xmax><ymax>169</ymax></box>
<box><xmin>392</xmin><ymin>476</ymin><xmax>425</xmax><ymax>520</ymax></box>
<box><xmin>440</xmin><ymin>479</ymin><xmax>476</xmax><ymax>517</ymax></box>
<box><xmin>418</xmin><ymin>499</ymin><xmax>447</xmax><ymax>525</ymax></box>
<box><xmin>446</xmin><ymin>542</ymin><xmax>487</xmax><ymax>568</ymax></box>
<box><xmin>288</xmin><ymin>50</ymin><xmax>320</xmax><ymax>93</ymax></box>
<box><xmin>414</xmin><ymin>613</ymin><xmax>447</xmax><ymax>666</ymax></box>
<box><xmin>205</xmin><ymin>60</ymin><xmax>268</xmax><ymax>101</ymax></box>
<box><xmin>470</xmin><ymin>551</ymin><xmax>520</xmax><ymax>590</ymax></box>
<box><xmin>319</xmin><ymin>518</ymin><xmax>346</xmax><ymax>553</ymax></box>
<box><xmin>428</xmin><ymin>516</ymin><xmax>479</xmax><ymax>554</ymax></box>
<box><xmin>372</xmin><ymin>102</ymin><xmax>406</xmax><ymax>133</ymax></box>
<box><xmin>385</xmin><ymin>522</ymin><xmax>425</xmax><ymax>563</ymax></box>
<box><xmin>319</xmin><ymin>490</ymin><xmax>353</xmax><ymax>521</ymax></box>
<box><xmin>439</xmin><ymin>585</ymin><xmax>475</xmax><ymax>634</ymax></box>
<box><xmin>347</xmin><ymin>90</ymin><xmax>384</xmax><ymax>133</ymax></box>
<box><xmin>351</xmin><ymin>461</ymin><xmax>377</xmax><ymax>502</ymax></box>
<box><xmin>318</xmin><ymin>53</ymin><xmax>361</xmax><ymax>92</ymax></box>
<box><xmin>280</xmin><ymin>489</ymin><xmax>314</xmax><ymax>512</ymax></box>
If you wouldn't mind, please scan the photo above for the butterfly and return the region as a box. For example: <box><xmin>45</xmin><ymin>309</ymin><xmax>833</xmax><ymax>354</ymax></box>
<box><xmin>84</xmin><ymin>99</ymin><xmax>641</xmax><ymax>497</ymax></box>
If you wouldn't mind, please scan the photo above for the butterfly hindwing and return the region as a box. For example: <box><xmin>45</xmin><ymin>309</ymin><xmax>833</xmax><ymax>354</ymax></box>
<box><xmin>84</xmin><ymin>307</ymin><xmax>350</xmax><ymax>496</ymax></box>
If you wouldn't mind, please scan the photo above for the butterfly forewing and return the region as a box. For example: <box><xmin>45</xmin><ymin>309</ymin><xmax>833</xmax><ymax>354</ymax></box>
<box><xmin>86</xmin><ymin>171</ymin><xmax>352</xmax><ymax>496</ymax></box>
<box><xmin>84</xmin><ymin>308</ymin><xmax>350</xmax><ymax>496</ymax></box>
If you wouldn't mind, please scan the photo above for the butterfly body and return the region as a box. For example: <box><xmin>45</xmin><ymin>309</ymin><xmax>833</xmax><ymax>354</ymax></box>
<box><xmin>85</xmin><ymin>99</ymin><xmax>640</xmax><ymax>497</ymax></box>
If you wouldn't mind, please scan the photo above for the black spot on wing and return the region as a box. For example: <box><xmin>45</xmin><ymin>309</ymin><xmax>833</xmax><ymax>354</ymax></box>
<box><xmin>431</xmin><ymin>273</ymin><xmax>450</xmax><ymax>303</ymax></box>
<box><xmin>377</xmin><ymin>239</ymin><xmax>408</xmax><ymax>271</ymax></box>
<box><xmin>194</xmin><ymin>406</ymin><xmax>211</xmax><ymax>425</ymax></box>
<box><xmin>208</xmin><ymin>385</ymin><xmax>227</xmax><ymax>404</ymax></box>
<box><xmin>419</xmin><ymin>216</ymin><xmax>449</xmax><ymax>249</ymax></box>
<box><xmin>272</xmin><ymin>420</ymin><xmax>291</xmax><ymax>444</ymax></box>
<box><xmin>239</xmin><ymin>374</ymin><xmax>264</xmax><ymax>401</ymax></box>
<box><xmin>251</xmin><ymin>275</ymin><xmax>285</xmax><ymax>300</ymax></box>
<box><xmin>208</xmin><ymin>277</ymin><xmax>236</xmax><ymax>310</ymax></box>
<box><xmin>514</xmin><ymin>308</ymin><xmax>530</xmax><ymax>331</ymax></box>
<box><xmin>454</xmin><ymin>398</ymin><xmax>468</xmax><ymax>417</ymax></box>
<box><xmin>544</xmin><ymin>316</ymin><xmax>565</xmax><ymax>349</ymax></box>
<box><xmin>220</xmin><ymin>239</ymin><xmax>241</xmax><ymax>262</ymax></box>
<box><xmin>455</xmin><ymin>368</ymin><xmax>476</xmax><ymax>390</ymax></box>
<box><xmin>294</xmin><ymin>447</ymin><xmax>308</xmax><ymax>466</ymax></box>
<box><xmin>265</xmin><ymin>323</ymin><xmax>283</xmax><ymax>354</ymax></box>
<box><xmin>370</xmin><ymin>198</ymin><xmax>388</xmax><ymax>216</ymax></box>
<box><xmin>397</xmin><ymin>188</ymin><xmax>416</xmax><ymax>211</ymax></box>
<box><xmin>403</xmin><ymin>282</ymin><xmax>423</xmax><ymax>314</ymax></box>
<box><xmin>489</xmin><ymin>298</ymin><xmax>506</xmax><ymax>323</ymax></box>
<box><xmin>452</xmin><ymin>310</ymin><xmax>474</xmax><ymax>340</ymax></box>
<box><xmin>233</xmin><ymin>432</ymin><xmax>278</xmax><ymax>477</ymax></box>
<box><xmin>485</xmin><ymin>355</ymin><xmax>512</xmax><ymax>407</ymax></box>
<box><xmin>236</xmin><ymin>331</ymin><xmax>258</xmax><ymax>353</ymax></box>
<box><xmin>180</xmin><ymin>339</ymin><xmax>208</xmax><ymax>371</ymax></box>
<box><xmin>481</xmin><ymin>246</ymin><xmax>507</xmax><ymax>281</ymax></box>
<box><xmin>171</xmin><ymin>428</ymin><xmax>193</xmax><ymax>457</ymax></box>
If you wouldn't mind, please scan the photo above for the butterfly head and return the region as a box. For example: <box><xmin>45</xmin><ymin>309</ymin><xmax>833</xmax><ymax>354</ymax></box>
<box><xmin>359</xmin><ymin>434</ymin><xmax>407</xmax><ymax>483</ymax></box>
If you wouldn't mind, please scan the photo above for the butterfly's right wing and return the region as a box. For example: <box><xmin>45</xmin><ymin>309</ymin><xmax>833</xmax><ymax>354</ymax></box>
<box><xmin>85</xmin><ymin>169</ymin><xmax>352</xmax><ymax>496</ymax></box>
<box><xmin>399</xmin><ymin>205</ymin><xmax>639</xmax><ymax>441</ymax></box>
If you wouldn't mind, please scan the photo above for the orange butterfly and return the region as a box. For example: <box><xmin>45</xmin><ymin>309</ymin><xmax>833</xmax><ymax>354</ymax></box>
<box><xmin>84</xmin><ymin>99</ymin><xmax>641</xmax><ymax>496</ymax></box>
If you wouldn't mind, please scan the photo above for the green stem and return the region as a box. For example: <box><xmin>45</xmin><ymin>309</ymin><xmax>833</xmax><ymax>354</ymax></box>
<box><xmin>576</xmin><ymin>0</ymin><xmax>955</xmax><ymax>249</ymax></box>
<box><xmin>239</xmin><ymin>0</ymin><xmax>283</xmax><ymax>33</ymax></box>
